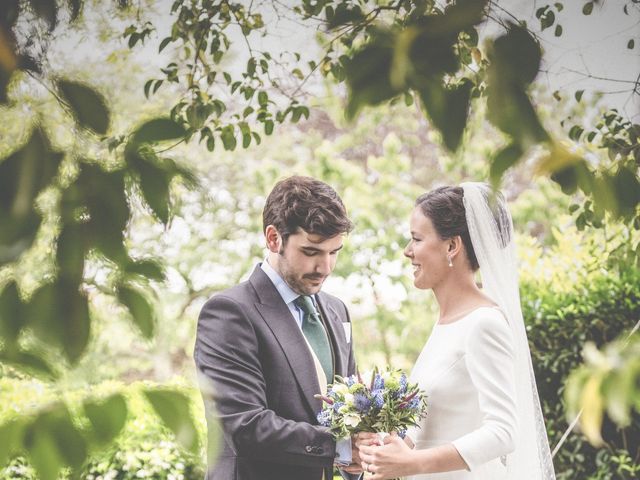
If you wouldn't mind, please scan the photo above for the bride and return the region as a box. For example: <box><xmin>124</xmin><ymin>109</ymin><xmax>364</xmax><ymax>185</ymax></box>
<box><xmin>356</xmin><ymin>183</ymin><xmax>555</xmax><ymax>479</ymax></box>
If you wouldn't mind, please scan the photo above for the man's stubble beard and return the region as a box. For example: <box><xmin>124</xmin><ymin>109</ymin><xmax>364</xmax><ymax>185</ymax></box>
<box><xmin>278</xmin><ymin>248</ymin><xmax>324</xmax><ymax>296</ymax></box>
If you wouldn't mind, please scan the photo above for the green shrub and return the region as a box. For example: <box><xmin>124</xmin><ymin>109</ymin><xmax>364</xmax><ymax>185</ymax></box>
<box><xmin>522</xmin><ymin>266</ymin><xmax>640</xmax><ymax>479</ymax></box>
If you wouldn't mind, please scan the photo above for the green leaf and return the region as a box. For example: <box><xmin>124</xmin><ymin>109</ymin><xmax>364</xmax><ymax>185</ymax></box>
<box><xmin>0</xmin><ymin>127</ymin><xmax>63</xmax><ymax>264</ymax></box>
<box><xmin>27</xmin><ymin>278</ymin><xmax>91</xmax><ymax>363</ymax></box>
<box><xmin>0</xmin><ymin>419</ymin><xmax>26</xmax><ymax>467</ymax></box>
<box><xmin>56</xmin><ymin>222</ymin><xmax>86</xmax><ymax>282</ymax></box>
<box><xmin>57</xmin><ymin>79</ymin><xmax>110</xmax><ymax>134</ymax></box>
<box><xmin>221</xmin><ymin>125</ymin><xmax>237</xmax><ymax>150</ymax></box>
<box><xmin>143</xmin><ymin>389</ymin><xmax>200</xmax><ymax>453</ymax></box>
<box><xmin>612</xmin><ymin>167</ymin><xmax>640</xmax><ymax>217</ymax></box>
<box><xmin>84</xmin><ymin>394</ymin><xmax>128</xmax><ymax>445</ymax></box>
<box><xmin>569</xmin><ymin>125</ymin><xmax>584</xmax><ymax>141</ymax></box>
<box><xmin>541</xmin><ymin>10</ymin><xmax>555</xmax><ymax>30</ymax></box>
<box><xmin>327</xmin><ymin>4</ymin><xmax>364</xmax><ymax>29</ymax></box>
<box><xmin>490</xmin><ymin>143</ymin><xmax>524</xmax><ymax>184</ymax></box>
<box><xmin>264</xmin><ymin>120</ymin><xmax>274</xmax><ymax>135</ymax></box>
<box><xmin>125</xmin><ymin>147</ymin><xmax>171</xmax><ymax>224</ymax></box>
<box><xmin>117</xmin><ymin>285</ymin><xmax>155</xmax><ymax>338</ymax></box>
<box><xmin>583</xmin><ymin>2</ymin><xmax>594</xmax><ymax>15</ymax></box>
<box><xmin>64</xmin><ymin>165</ymin><xmax>129</xmax><ymax>264</ymax></box>
<box><xmin>131</xmin><ymin>117</ymin><xmax>186</xmax><ymax>144</ymax></box>
<box><xmin>417</xmin><ymin>79</ymin><xmax>472</xmax><ymax>151</ymax></box>
<box><xmin>554</xmin><ymin>2</ymin><xmax>564</xmax><ymax>12</ymax></box>
<box><xmin>159</xmin><ymin>36</ymin><xmax>172</xmax><ymax>52</ymax></box>
<box><xmin>487</xmin><ymin>83</ymin><xmax>549</xmax><ymax>145</ymax></box>
<box><xmin>575</xmin><ymin>90</ymin><xmax>584</xmax><ymax>102</ymax></box>
<box><xmin>25</xmin><ymin>404</ymin><xmax>87</xmax><ymax>479</ymax></box>
<box><xmin>345</xmin><ymin>34</ymin><xmax>399</xmax><ymax>119</ymax></box>
<box><xmin>123</xmin><ymin>258</ymin><xmax>165</xmax><ymax>281</ymax></box>
<box><xmin>627</xmin><ymin>39</ymin><xmax>635</xmax><ymax>50</ymax></box>
<box><xmin>0</xmin><ymin>348</ymin><xmax>56</xmax><ymax>378</ymax></box>
<box><xmin>489</xmin><ymin>23</ymin><xmax>541</xmax><ymax>86</ymax></box>
<box><xmin>0</xmin><ymin>280</ymin><xmax>24</xmax><ymax>342</ymax></box>
<box><xmin>554</xmin><ymin>24</ymin><xmax>563</xmax><ymax>37</ymax></box>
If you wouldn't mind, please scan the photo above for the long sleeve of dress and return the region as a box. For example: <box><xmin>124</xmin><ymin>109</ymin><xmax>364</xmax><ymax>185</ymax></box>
<box><xmin>451</xmin><ymin>312</ymin><xmax>518</xmax><ymax>471</ymax></box>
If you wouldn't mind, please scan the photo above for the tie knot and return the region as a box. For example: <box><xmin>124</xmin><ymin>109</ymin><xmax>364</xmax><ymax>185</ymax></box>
<box><xmin>294</xmin><ymin>295</ymin><xmax>317</xmax><ymax>316</ymax></box>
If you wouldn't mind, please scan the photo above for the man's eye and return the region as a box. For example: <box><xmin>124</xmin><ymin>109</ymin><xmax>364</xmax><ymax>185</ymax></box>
<box><xmin>303</xmin><ymin>251</ymin><xmax>317</xmax><ymax>256</ymax></box>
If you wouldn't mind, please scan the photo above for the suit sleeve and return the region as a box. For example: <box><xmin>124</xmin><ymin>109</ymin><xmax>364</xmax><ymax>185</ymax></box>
<box><xmin>451</xmin><ymin>312</ymin><xmax>517</xmax><ymax>470</ymax></box>
<box><xmin>194</xmin><ymin>294</ymin><xmax>336</xmax><ymax>467</ymax></box>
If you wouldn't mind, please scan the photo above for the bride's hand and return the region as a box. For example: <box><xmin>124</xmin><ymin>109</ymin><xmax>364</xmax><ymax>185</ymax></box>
<box><xmin>354</xmin><ymin>431</ymin><xmax>381</xmax><ymax>448</ymax></box>
<box><xmin>358</xmin><ymin>432</ymin><xmax>416</xmax><ymax>479</ymax></box>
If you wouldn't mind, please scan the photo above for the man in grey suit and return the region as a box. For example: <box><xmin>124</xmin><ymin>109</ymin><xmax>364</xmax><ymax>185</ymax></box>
<box><xmin>195</xmin><ymin>176</ymin><xmax>363</xmax><ymax>480</ymax></box>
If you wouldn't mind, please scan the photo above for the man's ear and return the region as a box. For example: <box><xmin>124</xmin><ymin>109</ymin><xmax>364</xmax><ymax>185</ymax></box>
<box><xmin>265</xmin><ymin>225</ymin><xmax>281</xmax><ymax>253</ymax></box>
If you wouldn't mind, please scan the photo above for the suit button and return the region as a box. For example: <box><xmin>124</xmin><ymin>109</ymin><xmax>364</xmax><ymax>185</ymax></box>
<box><xmin>305</xmin><ymin>446</ymin><xmax>313</xmax><ymax>453</ymax></box>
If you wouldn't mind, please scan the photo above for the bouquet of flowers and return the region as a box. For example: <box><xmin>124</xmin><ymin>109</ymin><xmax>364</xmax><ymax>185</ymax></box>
<box><xmin>316</xmin><ymin>367</ymin><xmax>428</xmax><ymax>441</ymax></box>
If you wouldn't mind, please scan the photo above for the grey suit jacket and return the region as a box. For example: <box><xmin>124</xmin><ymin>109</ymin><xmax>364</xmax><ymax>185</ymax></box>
<box><xmin>195</xmin><ymin>265</ymin><xmax>357</xmax><ymax>480</ymax></box>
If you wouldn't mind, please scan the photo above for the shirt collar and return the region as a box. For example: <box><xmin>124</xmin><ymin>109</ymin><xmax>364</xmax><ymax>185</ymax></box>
<box><xmin>260</xmin><ymin>260</ymin><xmax>301</xmax><ymax>306</ymax></box>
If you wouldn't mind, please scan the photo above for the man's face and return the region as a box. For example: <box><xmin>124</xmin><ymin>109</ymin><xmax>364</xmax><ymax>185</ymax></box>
<box><xmin>270</xmin><ymin>229</ymin><xmax>344</xmax><ymax>295</ymax></box>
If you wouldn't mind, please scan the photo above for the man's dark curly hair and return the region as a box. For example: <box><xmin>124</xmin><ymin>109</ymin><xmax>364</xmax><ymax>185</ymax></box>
<box><xmin>262</xmin><ymin>176</ymin><xmax>353</xmax><ymax>241</ymax></box>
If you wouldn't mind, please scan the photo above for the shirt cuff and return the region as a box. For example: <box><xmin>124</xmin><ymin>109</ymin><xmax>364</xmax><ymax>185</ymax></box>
<box><xmin>335</xmin><ymin>437</ymin><xmax>352</xmax><ymax>465</ymax></box>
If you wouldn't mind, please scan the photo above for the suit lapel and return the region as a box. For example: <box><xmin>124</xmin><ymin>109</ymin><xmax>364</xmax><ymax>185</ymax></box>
<box><xmin>249</xmin><ymin>267</ymin><xmax>323</xmax><ymax>416</ymax></box>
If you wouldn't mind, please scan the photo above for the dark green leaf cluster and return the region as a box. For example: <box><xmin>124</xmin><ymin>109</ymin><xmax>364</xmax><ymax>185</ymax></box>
<box><xmin>560</xmin><ymin>110</ymin><xmax>640</xmax><ymax>233</ymax></box>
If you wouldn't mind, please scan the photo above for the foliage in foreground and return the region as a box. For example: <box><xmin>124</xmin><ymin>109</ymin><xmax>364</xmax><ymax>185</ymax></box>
<box><xmin>0</xmin><ymin>380</ymin><xmax>206</xmax><ymax>480</ymax></box>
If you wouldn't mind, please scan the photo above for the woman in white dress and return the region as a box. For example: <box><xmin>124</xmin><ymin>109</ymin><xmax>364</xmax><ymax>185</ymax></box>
<box><xmin>356</xmin><ymin>184</ymin><xmax>555</xmax><ymax>480</ymax></box>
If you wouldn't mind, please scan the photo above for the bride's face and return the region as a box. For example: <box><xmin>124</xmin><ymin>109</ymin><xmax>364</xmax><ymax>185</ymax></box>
<box><xmin>404</xmin><ymin>207</ymin><xmax>450</xmax><ymax>290</ymax></box>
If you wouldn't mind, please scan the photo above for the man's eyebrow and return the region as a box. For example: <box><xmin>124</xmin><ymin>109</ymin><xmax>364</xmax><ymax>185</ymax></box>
<box><xmin>300</xmin><ymin>245</ymin><xmax>344</xmax><ymax>252</ymax></box>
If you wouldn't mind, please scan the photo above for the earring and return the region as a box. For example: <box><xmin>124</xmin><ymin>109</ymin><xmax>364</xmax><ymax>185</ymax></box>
<box><xmin>447</xmin><ymin>256</ymin><xmax>453</xmax><ymax>268</ymax></box>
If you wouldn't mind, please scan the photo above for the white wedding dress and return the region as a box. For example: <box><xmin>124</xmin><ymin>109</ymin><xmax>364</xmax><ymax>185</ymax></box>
<box><xmin>406</xmin><ymin>306</ymin><xmax>518</xmax><ymax>480</ymax></box>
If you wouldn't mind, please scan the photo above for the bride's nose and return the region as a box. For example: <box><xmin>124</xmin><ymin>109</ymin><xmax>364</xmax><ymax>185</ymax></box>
<box><xmin>404</xmin><ymin>242</ymin><xmax>412</xmax><ymax>258</ymax></box>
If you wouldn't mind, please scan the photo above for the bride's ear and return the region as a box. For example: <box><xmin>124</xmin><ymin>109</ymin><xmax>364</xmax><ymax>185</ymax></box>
<box><xmin>447</xmin><ymin>236</ymin><xmax>463</xmax><ymax>259</ymax></box>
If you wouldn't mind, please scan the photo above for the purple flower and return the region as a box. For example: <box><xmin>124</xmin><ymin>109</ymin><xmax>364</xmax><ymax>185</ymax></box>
<box><xmin>354</xmin><ymin>393</ymin><xmax>372</xmax><ymax>413</ymax></box>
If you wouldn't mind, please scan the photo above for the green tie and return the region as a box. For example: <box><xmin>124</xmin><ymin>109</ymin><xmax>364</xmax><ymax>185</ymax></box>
<box><xmin>294</xmin><ymin>295</ymin><xmax>333</xmax><ymax>383</ymax></box>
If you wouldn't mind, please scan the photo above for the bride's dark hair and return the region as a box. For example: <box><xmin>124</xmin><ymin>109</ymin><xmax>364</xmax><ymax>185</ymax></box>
<box><xmin>415</xmin><ymin>186</ymin><xmax>480</xmax><ymax>271</ymax></box>
<box><xmin>416</xmin><ymin>185</ymin><xmax>512</xmax><ymax>272</ymax></box>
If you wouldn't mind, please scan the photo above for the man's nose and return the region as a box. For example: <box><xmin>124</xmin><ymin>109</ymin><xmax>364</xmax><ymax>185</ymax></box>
<box><xmin>315</xmin><ymin>254</ymin><xmax>332</xmax><ymax>274</ymax></box>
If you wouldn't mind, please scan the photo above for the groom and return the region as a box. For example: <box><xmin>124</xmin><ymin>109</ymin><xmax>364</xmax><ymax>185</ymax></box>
<box><xmin>195</xmin><ymin>176</ymin><xmax>362</xmax><ymax>480</ymax></box>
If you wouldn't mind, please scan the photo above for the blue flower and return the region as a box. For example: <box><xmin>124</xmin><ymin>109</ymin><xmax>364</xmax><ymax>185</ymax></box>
<box><xmin>373</xmin><ymin>374</ymin><xmax>384</xmax><ymax>390</ymax></box>
<box><xmin>345</xmin><ymin>376</ymin><xmax>357</xmax><ymax>387</ymax></box>
<box><xmin>397</xmin><ymin>429</ymin><xmax>407</xmax><ymax>439</ymax></box>
<box><xmin>399</xmin><ymin>374</ymin><xmax>408</xmax><ymax>394</ymax></box>
<box><xmin>317</xmin><ymin>410</ymin><xmax>332</xmax><ymax>427</ymax></box>
<box><xmin>333</xmin><ymin>401</ymin><xmax>345</xmax><ymax>413</ymax></box>
<box><xmin>353</xmin><ymin>393</ymin><xmax>372</xmax><ymax>413</ymax></box>
<box><xmin>371</xmin><ymin>390</ymin><xmax>384</xmax><ymax>409</ymax></box>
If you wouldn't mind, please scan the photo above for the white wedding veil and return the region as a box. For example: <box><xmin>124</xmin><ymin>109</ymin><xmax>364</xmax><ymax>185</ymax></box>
<box><xmin>461</xmin><ymin>182</ymin><xmax>556</xmax><ymax>479</ymax></box>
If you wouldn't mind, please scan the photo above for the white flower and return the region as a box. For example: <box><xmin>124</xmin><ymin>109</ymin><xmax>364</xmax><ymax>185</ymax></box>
<box><xmin>333</xmin><ymin>384</ymin><xmax>349</xmax><ymax>395</ymax></box>
<box><xmin>344</xmin><ymin>393</ymin><xmax>355</xmax><ymax>406</ymax></box>
<box><xmin>343</xmin><ymin>413</ymin><xmax>361</xmax><ymax>428</ymax></box>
